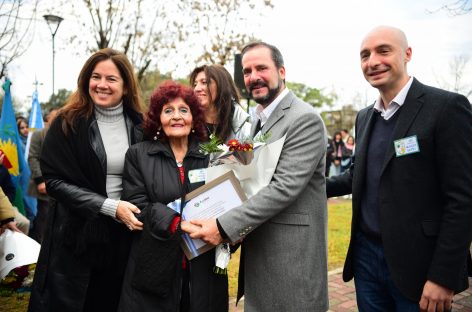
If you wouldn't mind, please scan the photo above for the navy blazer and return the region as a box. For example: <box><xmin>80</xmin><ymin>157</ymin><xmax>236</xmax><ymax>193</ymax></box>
<box><xmin>327</xmin><ymin>78</ymin><xmax>472</xmax><ymax>301</ymax></box>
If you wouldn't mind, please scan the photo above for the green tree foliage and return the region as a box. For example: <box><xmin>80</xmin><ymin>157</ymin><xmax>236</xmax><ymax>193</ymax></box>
<box><xmin>41</xmin><ymin>88</ymin><xmax>72</xmax><ymax>112</ymax></box>
<box><xmin>286</xmin><ymin>81</ymin><xmax>337</xmax><ymax>108</ymax></box>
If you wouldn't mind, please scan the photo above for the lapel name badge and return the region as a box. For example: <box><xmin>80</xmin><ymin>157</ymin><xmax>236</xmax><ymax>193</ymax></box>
<box><xmin>394</xmin><ymin>135</ymin><xmax>420</xmax><ymax>157</ymax></box>
<box><xmin>188</xmin><ymin>168</ymin><xmax>207</xmax><ymax>184</ymax></box>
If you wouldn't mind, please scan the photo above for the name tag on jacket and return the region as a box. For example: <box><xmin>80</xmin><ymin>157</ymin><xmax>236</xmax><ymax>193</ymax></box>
<box><xmin>188</xmin><ymin>168</ymin><xmax>207</xmax><ymax>183</ymax></box>
<box><xmin>394</xmin><ymin>135</ymin><xmax>420</xmax><ymax>157</ymax></box>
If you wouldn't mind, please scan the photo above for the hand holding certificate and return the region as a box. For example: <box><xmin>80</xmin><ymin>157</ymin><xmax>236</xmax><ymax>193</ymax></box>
<box><xmin>168</xmin><ymin>171</ymin><xmax>246</xmax><ymax>260</ymax></box>
<box><xmin>175</xmin><ymin>136</ymin><xmax>286</xmax><ymax>260</ymax></box>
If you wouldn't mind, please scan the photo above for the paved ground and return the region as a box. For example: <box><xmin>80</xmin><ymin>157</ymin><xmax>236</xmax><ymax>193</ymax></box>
<box><xmin>229</xmin><ymin>269</ymin><xmax>472</xmax><ymax>312</ymax></box>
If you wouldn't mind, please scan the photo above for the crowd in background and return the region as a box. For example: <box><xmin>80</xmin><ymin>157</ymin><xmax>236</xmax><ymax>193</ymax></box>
<box><xmin>326</xmin><ymin>128</ymin><xmax>356</xmax><ymax>177</ymax></box>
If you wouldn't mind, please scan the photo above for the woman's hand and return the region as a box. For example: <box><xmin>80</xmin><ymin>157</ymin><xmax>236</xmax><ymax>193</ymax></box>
<box><xmin>116</xmin><ymin>201</ymin><xmax>143</xmax><ymax>231</ymax></box>
<box><xmin>37</xmin><ymin>182</ymin><xmax>47</xmax><ymax>194</ymax></box>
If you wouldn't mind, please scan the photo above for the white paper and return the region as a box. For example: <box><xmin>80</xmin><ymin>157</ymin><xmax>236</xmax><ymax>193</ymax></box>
<box><xmin>182</xmin><ymin>179</ymin><xmax>244</xmax><ymax>249</ymax></box>
<box><xmin>0</xmin><ymin>229</ymin><xmax>41</xmax><ymax>280</ymax></box>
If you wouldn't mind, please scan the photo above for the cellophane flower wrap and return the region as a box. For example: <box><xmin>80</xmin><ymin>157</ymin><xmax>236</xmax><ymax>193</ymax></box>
<box><xmin>200</xmin><ymin>134</ymin><xmax>255</xmax><ymax>167</ymax></box>
<box><xmin>201</xmin><ymin>132</ymin><xmax>286</xmax><ymax>198</ymax></box>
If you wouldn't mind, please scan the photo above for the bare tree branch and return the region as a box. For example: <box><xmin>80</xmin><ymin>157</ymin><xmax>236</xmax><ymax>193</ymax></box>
<box><xmin>0</xmin><ymin>0</ymin><xmax>38</xmax><ymax>80</ymax></box>
<box><xmin>428</xmin><ymin>0</ymin><xmax>471</xmax><ymax>16</ymax></box>
<box><xmin>54</xmin><ymin>0</ymin><xmax>273</xmax><ymax>81</ymax></box>
<box><xmin>435</xmin><ymin>54</ymin><xmax>472</xmax><ymax>99</ymax></box>
<box><xmin>187</xmin><ymin>0</ymin><xmax>274</xmax><ymax>66</ymax></box>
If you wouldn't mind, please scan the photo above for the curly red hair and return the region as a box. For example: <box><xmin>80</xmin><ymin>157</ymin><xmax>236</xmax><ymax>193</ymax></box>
<box><xmin>144</xmin><ymin>81</ymin><xmax>207</xmax><ymax>141</ymax></box>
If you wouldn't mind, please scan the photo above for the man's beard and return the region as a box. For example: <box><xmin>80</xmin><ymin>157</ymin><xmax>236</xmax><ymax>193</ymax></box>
<box><xmin>248</xmin><ymin>79</ymin><xmax>282</xmax><ymax>106</ymax></box>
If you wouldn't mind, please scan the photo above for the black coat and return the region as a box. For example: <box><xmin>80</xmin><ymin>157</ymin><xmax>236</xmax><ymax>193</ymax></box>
<box><xmin>0</xmin><ymin>165</ymin><xmax>16</xmax><ymax>202</ymax></box>
<box><xmin>28</xmin><ymin>107</ymin><xmax>142</xmax><ymax>312</ymax></box>
<box><xmin>118</xmin><ymin>138</ymin><xmax>229</xmax><ymax>312</ymax></box>
<box><xmin>327</xmin><ymin>79</ymin><xmax>472</xmax><ymax>301</ymax></box>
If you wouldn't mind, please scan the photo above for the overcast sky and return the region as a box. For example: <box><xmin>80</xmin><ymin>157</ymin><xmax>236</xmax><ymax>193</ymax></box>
<box><xmin>6</xmin><ymin>0</ymin><xmax>472</xmax><ymax>112</ymax></box>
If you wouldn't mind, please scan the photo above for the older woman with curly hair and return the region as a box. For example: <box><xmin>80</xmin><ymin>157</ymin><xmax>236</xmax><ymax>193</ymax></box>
<box><xmin>118</xmin><ymin>81</ymin><xmax>228</xmax><ymax>312</ymax></box>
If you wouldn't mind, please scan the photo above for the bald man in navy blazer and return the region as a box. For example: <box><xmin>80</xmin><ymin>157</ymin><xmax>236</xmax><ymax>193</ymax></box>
<box><xmin>327</xmin><ymin>26</ymin><xmax>472</xmax><ymax>311</ymax></box>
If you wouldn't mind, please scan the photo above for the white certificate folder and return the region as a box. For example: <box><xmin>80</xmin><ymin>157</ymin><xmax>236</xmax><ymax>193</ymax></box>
<box><xmin>168</xmin><ymin>171</ymin><xmax>247</xmax><ymax>260</ymax></box>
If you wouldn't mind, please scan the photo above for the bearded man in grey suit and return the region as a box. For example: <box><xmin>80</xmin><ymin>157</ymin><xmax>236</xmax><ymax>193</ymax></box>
<box><xmin>184</xmin><ymin>42</ymin><xmax>329</xmax><ymax>311</ymax></box>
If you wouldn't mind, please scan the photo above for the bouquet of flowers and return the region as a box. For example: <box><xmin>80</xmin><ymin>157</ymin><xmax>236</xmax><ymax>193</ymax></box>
<box><xmin>0</xmin><ymin>263</ymin><xmax>36</xmax><ymax>296</ymax></box>
<box><xmin>200</xmin><ymin>133</ymin><xmax>271</xmax><ymax>167</ymax></box>
<box><xmin>201</xmin><ymin>132</ymin><xmax>286</xmax><ymax>199</ymax></box>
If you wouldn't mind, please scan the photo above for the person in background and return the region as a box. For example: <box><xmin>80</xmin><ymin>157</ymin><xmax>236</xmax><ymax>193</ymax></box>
<box><xmin>345</xmin><ymin>135</ymin><xmax>355</xmax><ymax>153</ymax></box>
<box><xmin>341</xmin><ymin>128</ymin><xmax>350</xmax><ymax>143</ymax></box>
<box><xmin>331</xmin><ymin>131</ymin><xmax>348</xmax><ymax>175</ymax></box>
<box><xmin>0</xmin><ymin>153</ymin><xmax>16</xmax><ymax>204</ymax></box>
<box><xmin>190</xmin><ymin>64</ymin><xmax>251</xmax><ymax>142</ymax></box>
<box><xmin>27</xmin><ymin>109</ymin><xmax>59</xmax><ymax>243</ymax></box>
<box><xmin>28</xmin><ymin>48</ymin><xmax>144</xmax><ymax>312</ymax></box>
<box><xmin>118</xmin><ymin>81</ymin><xmax>228</xmax><ymax>312</ymax></box>
<box><xmin>0</xmin><ymin>187</ymin><xmax>22</xmax><ymax>235</ymax></box>
<box><xmin>16</xmin><ymin>116</ymin><xmax>29</xmax><ymax>152</ymax></box>
<box><xmin>327</xmin><ymin>25</ymin><xmax>472</xmax><ymax>311</ymax></box>
<box><xmin>341</xmin><ymin>135</ymin><xmax>355</xmax><ymax>172</ymax></box>
<box><xmin>0</xmin><ymin>152</ymin><xmax>30</xmax><ymax>235</ymax></box>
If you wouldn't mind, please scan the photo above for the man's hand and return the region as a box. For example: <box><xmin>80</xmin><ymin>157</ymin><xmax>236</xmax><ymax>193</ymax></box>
<box><xmin>187</xmin><ymin>219</ymin><xmax>223</xmax><ymax>246</ymax></box>
<box><xmin>180</xmin><ymin>220</ymin><xmax>201</xmax><ymax>234</ymax></box>
<box><xmin>419</xmin><ymin>280</ymin><xmax>454</xmax><ymax>312</ymax></box>
<box><xmin>116</xmin><ymin>201</ymin><xmax>143</xmax><ymax>231</ymax></box>
<box><xmin>37</xmin><ymin>182</ymin><xmax>47</xmax><ymax>194</ymax></box>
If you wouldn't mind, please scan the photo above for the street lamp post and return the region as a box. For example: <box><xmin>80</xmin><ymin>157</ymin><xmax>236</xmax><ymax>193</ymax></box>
<box><xmin>43</xmin><ymin>14</ymin><xmax>63</xmax><ymax>97</ymax></box>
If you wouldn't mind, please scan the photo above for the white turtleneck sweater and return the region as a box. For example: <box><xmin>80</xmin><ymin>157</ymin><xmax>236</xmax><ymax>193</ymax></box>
<box><xmin>94</xmin><ymin>102</ymin><xmax>129</xmax><ymax>218</ymax></box>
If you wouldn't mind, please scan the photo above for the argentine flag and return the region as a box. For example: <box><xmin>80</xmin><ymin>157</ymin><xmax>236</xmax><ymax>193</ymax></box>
<box><xmin>25</xmin><ymin>90</ymin><xmax>44</xmax><ymax>159</ymax></box>
<box><xmin>0</xmin><ymin>79</ymin><xmax>32</xmax><ymax>216</ymax></box>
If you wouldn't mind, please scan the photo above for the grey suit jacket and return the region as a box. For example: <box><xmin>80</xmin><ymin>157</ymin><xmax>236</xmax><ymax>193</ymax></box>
<box><xmin>219</xmin><ymin>91</ymin><xmax>329</xmax><ymax>312</ymax></box>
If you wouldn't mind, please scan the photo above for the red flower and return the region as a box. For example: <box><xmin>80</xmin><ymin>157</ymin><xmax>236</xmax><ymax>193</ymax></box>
<box><xmin>227</xmin><ymin>139</ymin><xmax>239</xmax><ymax>147</ymax></box>
<box><xmin>227</xmin><ymin>139</ymin><xmax>241</xmax><ymax>151</ymax></box>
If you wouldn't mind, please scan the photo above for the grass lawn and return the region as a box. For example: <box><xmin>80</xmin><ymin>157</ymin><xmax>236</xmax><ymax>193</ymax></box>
<box><xmin>1</xmin><ymin>199</ymin><xmax>352</xmax><ymax>310</ymax></box>
<box><xmin>326</xmin><ymin>198</ymin><xmax>352</xmax><ymax>270</ymax></box>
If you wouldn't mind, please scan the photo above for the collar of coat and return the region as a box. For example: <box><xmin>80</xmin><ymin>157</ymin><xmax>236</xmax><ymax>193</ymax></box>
<box><xmin>147</xmin><ymin>136</ymin><xmax>207</xmax><ymax>162</ymax></box>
